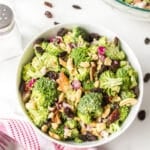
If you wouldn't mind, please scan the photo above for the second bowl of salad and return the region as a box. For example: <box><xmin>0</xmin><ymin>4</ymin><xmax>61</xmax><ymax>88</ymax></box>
<box><xmin>17</xmin><ymin>23</ymin><xmax>143</xmax><ymax>148</ymax></box>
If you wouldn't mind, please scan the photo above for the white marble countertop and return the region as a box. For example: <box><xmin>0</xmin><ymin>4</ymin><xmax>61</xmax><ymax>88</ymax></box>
<box><xmin>0</xmin><ymin>0</ymin><xmax>150</xmax><ymax>150</ymax></box>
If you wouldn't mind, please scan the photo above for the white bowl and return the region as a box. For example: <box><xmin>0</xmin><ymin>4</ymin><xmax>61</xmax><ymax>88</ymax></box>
<box><xmin>16</xmin><ymin>23</ymin><xmax>143</xmax><ymax>148</ymax></box>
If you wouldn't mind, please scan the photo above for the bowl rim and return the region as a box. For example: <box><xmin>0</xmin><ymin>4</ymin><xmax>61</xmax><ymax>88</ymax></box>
<box><xmin>116</xmin><ymin>0</ymin><xmax>150</xmax><ymax>12</ymax></box>
<box><xmin>16</xmin><ymin>23</ymin><xmax>144</xmax><ymax>148</ymax></box>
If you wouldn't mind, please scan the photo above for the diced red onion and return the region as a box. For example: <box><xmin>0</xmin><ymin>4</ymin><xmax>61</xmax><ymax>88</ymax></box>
<box><xmin>98</xmin><ymin>46</ymin><xmax>106</xmax><ymax>55</ymax></box>
<box><xmin>25</xmin><ymin>79</ymin><xmax>36</xmax><ymax>91</ymax></box>
<box><xmin>71</xmin><ymin>80</ymin><xmax>81</xmax><ymax>90</ymax></box>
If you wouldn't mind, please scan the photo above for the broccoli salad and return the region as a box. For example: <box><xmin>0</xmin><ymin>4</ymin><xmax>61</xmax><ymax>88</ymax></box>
<box><xmin>20</xmin><ymin>27</ymin><xmax>139</xmax><ymax>142</ymax></box>
<box><xmin>119</xmin><ymin>0</ymin><xmax>150</xmax><ymax>9</ymax></box>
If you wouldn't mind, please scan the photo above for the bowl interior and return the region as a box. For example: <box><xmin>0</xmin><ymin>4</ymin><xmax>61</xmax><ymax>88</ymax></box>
<box><xmin>16</xmin><ymin>23</ymin><xmax>143</xmax><ymax>148</ymax></box>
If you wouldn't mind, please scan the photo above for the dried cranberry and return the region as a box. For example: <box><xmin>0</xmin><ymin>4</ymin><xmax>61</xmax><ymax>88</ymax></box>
<box><xmin>98</xmin><ymin>65</ymin><xmax>108</xmax><ymax>76</ymax></box>
<box><xmin>58</xmin><ymin>51</ymin><xmax>67</xmax><ymax>58</ymax></box>
<box><xmin>57</xmin><ymin>28</ymin><xmax>68</xmax><ymax>37</ymax></box>
<box><xmin>144</xmin><ymin>37</ymin><xmax>150</xmax><ymax>45</ymax></box>
<box><xmin>54</xmin><ymin>21</ymin><xmax>60</xmax><ymax>25</ymax></box>
<box><xmin>108</xmin><ymin>109</ymin><xmax>120</xmax><ymax>124</ymax></box>
<box><xmin>138</xmin><ymin>110</ymin><xmax>146</xmax><ymax>121</ymax></box>
<box><xmin>109</xmin><ymin>60</ymin><xmax>120</xmax><ymax>72</ymax></box>
<box><xmin>19</xmin><ymin>80</ymin><xmax>25</xmax><ymax>93</ymax></box>
<box><xmin>114</xmin><ymin>37</ymin><xmax>119</xmax><ymax>46</ymax></box>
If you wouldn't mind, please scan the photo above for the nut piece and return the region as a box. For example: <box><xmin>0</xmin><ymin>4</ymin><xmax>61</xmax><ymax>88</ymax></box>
<box><xmin>110</xmin><ymin>96</ymin><xmax>121</xmax><ymax>103</ymax></box>
<box><xmin>119</xmin><ymin>98</ymin><xmax>137</xmax><ymax>106</ymax></box>
<box><xmin>80</xmin><ymin>62</ymin><xmax>90</xmax><ymax>68</ymax></box>
<box><xmin>51</xmin><ymin>123</ymin><xmax>59</xmax><ymax>130</ymax></box>
<box><xmin>94</xmin><ymin>80</ymin><xmax>99</xmax><ymax>88</ymax></box>
<box><xmin>49</xmin><ymin>131</ymin><xmax>60</xmax><ymax>140</ymax></box>
<box><xmin>58</xmin><ymin>93</ymin><xmax>65</xmax><ymax>103</ymax></box>
<box><xmin>102</xmin><ymin>105</ymin><xmax>111</xmax><ymax>118</ymax></box>
<box><xmin>59</xmin><ymin>58</ymin><xmax>67</xmax><ymax>67</ymax></box>
<box><xmin>41</xmin><ymin>124</ymin><xmax>48</xmax><ymax>133</ymax></box>
<box><xmin>96</xmin><ymin>123</ymin><xmax>106</xmax><ymax>132</ymax></box>
<box><xmin>91</xmin><ymin>54</ymin><xmax>98</xmax><ymax>60</ymax></box>
<box><xmin>104</xmin><ymin>57</ymin><xmax>112</xmax><ymax>66</ymax></box>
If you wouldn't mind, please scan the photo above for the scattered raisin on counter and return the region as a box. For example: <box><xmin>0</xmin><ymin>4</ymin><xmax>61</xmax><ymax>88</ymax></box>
<box><xmin>144</xmin><ymin>73</ymin><xmax>150</xmax><ymax>83</ymax></box>
<box><xmin>72</xmin><ymin>4</ymin><xmax>82</xmax><ymax>9</ymax></box>
<box><xmin>44</xmin><ymin>10</ymin><xmax>53</xmax><ymax>18</ymax></box>
<box><xmin>138</xmin><ymin>110</ymin><xmax>146</xmax><ymax>121</ymax></box>
<box><xmin>44</xmin><ymin>1</ymin><xmax>53</xmax><ymax>8</ymax></box>
<box><xmin>54</xmin><ymin>21</ymin><xmax>60</xmax><ymax>25</ymax></box>
<box><xmin>144</xmin><ymin>37</ymin><xmax>150</xmax><ymax>45</ymax></box>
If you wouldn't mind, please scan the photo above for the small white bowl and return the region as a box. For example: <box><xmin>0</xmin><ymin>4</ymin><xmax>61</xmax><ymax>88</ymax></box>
<box><xmin>16</xmin><ymin>23</ymin><xmax>143</xmax><ymax>148</ymax></box>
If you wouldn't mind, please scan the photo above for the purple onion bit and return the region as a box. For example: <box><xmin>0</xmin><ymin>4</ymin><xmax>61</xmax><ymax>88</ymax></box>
<box><xmin>98</xmin><ymin>46</ymin><xmax>106</xmax><ymax>55</ymax></box>
<box><xmin>49</xmin><ymin>36</ymin><xmax>62</xmax><ymax>44</ymax></box>
<box><xmin>71</xmin><ymin>80</ymin><xmax>81</xmax><ymax>90</ymax></box>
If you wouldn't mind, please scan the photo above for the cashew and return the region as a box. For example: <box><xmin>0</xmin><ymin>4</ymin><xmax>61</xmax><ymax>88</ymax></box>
<box><xmin>51</xmin><ymin>123</ymin><xmax>59</xmax><ymax>130</ymax></box>
<box><xmin>58</xmin><ymin>93</ymin><xmax>65</xmax><ymax>103</ymax></box>
<box><xmin>41</xmin><ymin>124</ymin><xmax>48</xmax><ymax>133</ymax></box>
<box><xmin>59</xmin><ymin>58</ymin><xmax>67</xmax><ymax>67</ymax></box>
<box><xmin>102</xmin><ymin>105</ymin><xmax>111</xmax><ymax>118</ymax></box>
<box><xmin>110</xmin><ymin>96</ymin><xmax>121</xmax><ymax>103</ymax></box>
<box><xmin>91</xmin><ymin>54</ymin><xmax>98</xmax><ymax>60</ymax></box>
<box><xmin>80</xmin><ymin>62</ymin><xmax>90</xmax><ymax>68</ymax></box>
<box><xmin>119</xmin><ymin>98</ymin><xmax>137</xmax><ymax>106</ymax></box>
<box><xmin>67</xmin><ymin>57</ymin><xmax>73</xmax><ymax>72</ymax></box>
<box><xmin>104</xmin><ymin>57</ymin><xmax>112</xmax><ymax>66</ymax></box>
<box><xmin>97</xmin><ymin>59</ymin><xmax>102</xmax><ymax>71</ymax></box>
<box><xmin>96</xmin><ymin>123</ymin><xmax>106</xmax><ymax>132</ymax></box>
<box><xmin>94</xmin><ymin>80</ymin><xmax>99</xmax><ymax>88</ymax></box>
<box><xmin>48</xmin><ymin>112</ymin><xmax>54</xmax><ymax>119</ymax></box>
<box><xmin>49</xmin><ymin>131</ymin><xmax>60</xmax><ymax>140</ymax></box>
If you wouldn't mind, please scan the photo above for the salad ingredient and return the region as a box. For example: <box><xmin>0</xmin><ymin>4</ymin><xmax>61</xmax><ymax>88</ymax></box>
<box><xmin>44</xmin><ymin>10</ymin><xmax>53</xmax><ymax>18</ymax></box>
<box><xmin>72</xmin><ymin>4</ymin><xmax>82</xmax><ymax>9</ymax></box>
<box><xmin>138</xmin><ymin>110</ymin><xmax>146</xmax><ymax>121</ymax></box>
<box><xmin>144</xmin><ymin>37</ymin><xmax>150</xmax><ymax>45</ymax></box>
<box><xmin>77</xmin><ymin>92</ymin><xmax>103</xmax><ymax>124</ymax></box>
<box><xmin>44</xmin><ymin>1</ymin><xmax>53</xmax><ymax>8</ymax></box>
<box><xmin>99</xmin><ymin>70</ymin><xmax>122</xmax><ymax>96</ymax></box>
<box><xmin>144</xmin><ymin>73</ymin><xmax>150</xmax><ymax>83</ymax></box>
<box><xmin>119</xmin><ymin>106</ymin><xmax>130</xmax><ymax>123</ymax></box>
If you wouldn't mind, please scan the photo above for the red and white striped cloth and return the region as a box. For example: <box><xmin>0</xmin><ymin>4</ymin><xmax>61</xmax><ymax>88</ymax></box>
<box><xmin>0</xmin><ymin>119</ymin><xmax>98</xmax><ymax>150</ymax></box>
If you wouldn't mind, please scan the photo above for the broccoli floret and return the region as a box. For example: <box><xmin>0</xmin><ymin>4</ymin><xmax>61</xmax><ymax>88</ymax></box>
<box><xmin>70</xmin><ymin>129</ymin><xmax>79</xmax><ymax>139</ymax></box>
<box><xmin>120</xmin><ymin>90</ymin><xmax>136</xmax><ymax>99</ymax></box>
<box><xmin>108</xmin><ymin>121</ymin><xmax>120</xmax><ymax>134</ymax></box>
<box><xmin>72</xmin><ymin>27</ymin><xmax>90</xmax><ymax>42</ymax></box>
<box><xmin>50</xmin><ymin>124</ymin><xmax>64</xmax><ymax>140</ymax></box>
<box><xmin>27</xmin><ymin>107</ymin><xmax>48</xmax><ymax>127</ymax></box>
<box><xmin>45</xmin><ymin>43</ymin><xmax>63</xmax><ymax>56</ymax></box>
<box><xmin>82</xmin><ymin>80</ymin><xmax>94</xmax><ymax>90</ymax></box>
<box><xmin>116</xmin><ymin>64</ymin><xmax>138</xmax><ymax>90</ymax></box>
<box><xmin>105</xmin><ymin>39</ymin><xmax>126</xmax><ymax>60</ymax></box>
<box><xmin>65</xmin><ymin>119</ymin><xmax>78</xmax><ymax>129</ymax></box>
<box><xmin>119</xmin><ymin>106</ymin><xmax>130</xmax><ymax>123</ymax></box>
<box><xmin>32</xmin><ymin>77</ymin><xmax>58</xmax><ymax>107</ymax></box>
<box><xmin>77</xmin><ymin>92</ymin><xmax>103</xmax><ymax>124</ymax></box>
<box><xmin>99</xmin><ymin>70</ymin><xmax>122</xmax><ymax>96</ymax></box>
<box><xmin>77</xmin><ymin>67</ymin><xmax>89</xmax><ymax>81</ymax></box>
<box><xmin>71</xmin><ymin>47</ymin><xmax>90</xmax><ymax>66</ymax></box>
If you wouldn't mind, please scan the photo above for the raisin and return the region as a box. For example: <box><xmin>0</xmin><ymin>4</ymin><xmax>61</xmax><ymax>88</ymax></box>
<box><xmin>80</xmin><ymin>133</ymin><xmax>97</xmax><ymax>141</ymax></box>
<box><xmin>64</xmin><ymin>107</ymin><xmax>74</xmax><ymax>118</ymax></box>
<box><xmin>108</xmin><ymin>109</ymin><xmax>120</xmax><ymax>124</ymax></box>
<box><xmin>133</xmin><ymin>86</ymin><xmax>140</xmax><ymax>98</ymax></box>
<box><xmin>144</xmin><ymin>73</ymin><xmax>150</xmax><ymax>83</ymax></box>
<box><xmin>44</xmin><ymin>1</ymin><xmax>53</xmax><ymax>8</ymax></box>
<box><xmin>72</xmin><ymin>5</ymin><xmax>82</xmax><ymax>9</ymax></box>
<box><xmin>19</xmin><ymin>80</ymin><xmax>25</xmax><ymax>93</ymax></box>
<box><xmin>98</xmin><ymin>65</ymin><xmax>108</xmax><ymax>76</ymax></box>
<box><xmin>45</xmin><ymin>71</ymin><xmax>58</xmax><ymax>80</ymax></box>
<box><xmin>89</xmin><ymin>33</ymin><xmax>100</xmax><ymax>42</ymax></box>
<box><xmin>138</xmin><ymin>110</ymin><xmax>146</xmax><ymax>121</ymax></box>
<box><xmin>58</xmin><ymin>51</ymin><xmax>67</xmax><ymax>58</ymax></box>
<box><xmin>144</xmin><ymin>37</ymin><xmax>150</xmax><ymax>45</ymax></box>
<box><xmin>44</xmin><ymin>11</ymin><xmax>53</xmax><ymax>18</ymax></box>
<box><xmin>109</xmin><ymin>60</ymin><xmax>120</xmax><ymax>72</ymax></box>
<box><xmin>54</xmin><ymin>21</ymin><xmax>60</xmax><ymax>25</ymax></box>
<box><xmin>57</xmin><ymin>28</ymin><xmax>68</xmax><ymax>37</ymax></box>
<box><xmin>35</xmin><ymin>46</ymin><xmax>44</xmax><ymax>55</ymax></box>
<box><xmin>34</xmin><ymin>38</ymin><xmax>44</xmax><ymax>44</ymax></box>
<box><xmin>114</xmin><ymin>37</ymin><xmax>119</xmax><ymax>46</ymax></box>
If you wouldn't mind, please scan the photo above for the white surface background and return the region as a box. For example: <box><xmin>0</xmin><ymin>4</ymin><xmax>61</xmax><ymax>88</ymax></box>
<box><xmin>0</xmin><ymin>0</ymin><xmax>150</xmax><ymax>150</ymax></box>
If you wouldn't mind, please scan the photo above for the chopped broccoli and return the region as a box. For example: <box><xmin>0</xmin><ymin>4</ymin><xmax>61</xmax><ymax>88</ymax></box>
<box><xmin>108</xmin><ymin>121</ymin><xmax>120</xmax><ymax>134</ymax></box>
<box><xmin>71</xmin><ymin>47</ymin><xmax>90</xmax><ymax>66</ymax></box>
<box><xmin>27</xmin><ymin>107</ymin><xmax>48</xmax><ymax>127</ymax></box>
<box><xmin>116</xmin><ymin>64</ymin><xmax>138</xmax><ymax>90</ymax></box>
<box><xmin>50</xmin><ymin>124</ymin><xmax>64</xmax><ymax>140</ymax></box>
<box><xmin>70</xmin><ymin>128</ymin><xmax>79</xmax><ymax>139</ymax></box>
<box><xmin>65</xmin><ymin>119</ymin><xmax>78</xmax><ymax>129</ymax></box>
<box><xmin>77</xmin><ymin>67</ymin><xmax>89</xmax><ymax>81</ymax></box>
<box><xmin>119</xmin><ymin>106</ymin><xmax>130</xmax><ymax>123</ymax></box>
<box><xmin>82</xmin><ymin>80</ymin><xmax>94</xmax><ymax>90</ymax></box>
<box><xmin>72</xmin><ymin>27</ymin><xmax>90</xmax><ymax>42</ymax></box>
<box><xmin>41</xmin><ymin>41</ymin><xmax>49</xmax><ymax>50</ymax></box>
<box><xmin>120</xmin><ymin>90</ymin><xmax>136</xmax><ymax>99</ymax></box>
<box><xmin>77</xmin><ymin>92</ymin><xmax>103</xmax><ymax>124</ymax></box>
<box><xmin>32</xmin><ymin>77</ymin><xmax>58</xmax><ymax>107</ymax></box>
<box><xmin>99</xmin><ymin>70</ymin><xmax>122</xmax><ymax>96</ymax></box>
